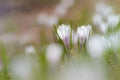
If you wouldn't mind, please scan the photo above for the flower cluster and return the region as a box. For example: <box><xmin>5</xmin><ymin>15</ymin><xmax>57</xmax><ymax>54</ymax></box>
<box><xmin>89</xmin><ymin>2</ymin><xmax>120</xmax><ymax>59</ymax></box>
<box><xmin>56</xmin><ymin>24</ymin><xmax>92</xmax><ymax>49</ymax></box>
<box><xmin>92</xmin><ymin>2</ymin><xmax>120</xmax><ymax>33</ymax></box>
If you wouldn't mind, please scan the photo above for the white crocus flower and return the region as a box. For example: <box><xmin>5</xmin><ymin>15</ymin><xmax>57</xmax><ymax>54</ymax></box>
<box><xmin>57</xmin><ymin>24</ymin><xmax>71</xmax><ymax>47</ymax></box>
<box><xmin>92</xmin><ymin>14</ymin><xmax>109</xmax><ymax>33</ymax></box>
<box><xmin>46</xmin><ymin>43</ymin><xmax>63</xmax><ymax>67</ymax></box>
<box><xmin>99</xmin><ymin>22</ymin><xmax>108</xmax><ymax>34</ymax></box>
<box><xmin>107</xmin><ymin>14</ymin><xmax>120</xmax><ymax>28</ymax></box>
<box><xmin>86</xmin><ymin>25</ymin><xmax>92</xmax><ymax>38</ymax></box>
<box><xmin>95</xmin><ymin>2</ymin><xmax>114</xmax><ymax>17</ymax></box>
<box><xmin>87</xmin><ymin>35</ymin><xmax>109</xmax><ymax>59</ymax></box>
<box><xmin>92</xmin><ymin>14</ymin><xmax>108</xmax><ymax>33</ymax></box>
<box><xmin>93</xmin><ymin>2</ymin><xmax>119</xmax><ymax>34</ymax></box>
<box><xmin>92</xmin><ymin>14</ymin><xmax>103</xmax><ymax>26</ymax></box>
<box><xmin>108</xmin><ymin>32</ymin><xmax>120</xmax><ymax>51</ymax></box>
<box><xmin>77</xmin><ymin>25</ymin><xmax>92</xmax><ymax>44</ymax></box>
<box><xmin>77</xmin><ymin>26</ymin><xmax>88</xmax><ymax>44</ymax></box>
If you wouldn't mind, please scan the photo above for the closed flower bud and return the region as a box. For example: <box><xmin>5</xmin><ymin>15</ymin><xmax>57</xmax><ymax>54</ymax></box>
<box><xmin>57</xmin><ymin>24</ymin><xmax>71</xmax><ymax>47</ymax></box>
<box><xmin>77</xmin><ymin>25</ymin><xmax>92</xmax><ymax>44</ymax></box>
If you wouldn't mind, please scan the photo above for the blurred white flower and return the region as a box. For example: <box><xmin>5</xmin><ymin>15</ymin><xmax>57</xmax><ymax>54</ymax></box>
<box><xmin>46</xmin><ymin>43</ymin><xmax>63</xmax><ymax>67</ymax></box>
<box><xmin>92</xmin><ymin>14</ymin><xmax>103</xmax><ymax>26</ymax></box>
<box><xmin>99</xmin><ymin>22</ymin><xmax>108</xmax><ymax>33</ymax></box>
<box><xmin>93</xmin><ymin>2</ymin><xmax>120</xmax><ymax>33</ymax></box>
<box><xmin>87</xmin><ymin>35</ymin><xmax>109</xmax><ymax>59</ymax></box>
<box><xmin>92</xmin><ymin>13</ymin><xmax>119</xmax><ymax>33</ymax></box>
<box><xmin>92</xmin><ymin>14</ymin><xmax>108</xmax><ymax>33</ymax></box>
<box><xmin>95</xmin><ymin>2</ymin><xmax>114</xmax><ymax>17</ymax></box>
<box><xmin>54</xmin><ymin>5</ymin><xmax>68</xmax><ymax>17</ymax></box>
<box><xmin>37</xmin><ymin>13</ymin><xmax>58</xmax><ymax>27</ymax></box>
<box><xmin>107</xmin><ymin>14</ymin><xmax>120</xmax><ymax>28</ymax></box>
<box><xmin>25</xmin><ymin>45</ymin><xmax>35</xmax><ymax>55</ymax></box>
<box><xmin>9</xmin><ymin>57</ymin><xmax>39</xmax><ymax>80</ymax></box>
<box><xmin>57</xmin><ymin>24</ymin><xmax>71</xmax><ymax>46</ymax></box>
<box><xmin>77</xmin><ymin>25</ymin><xmax>92</xmax><ymax>44</ymax></box>
<box><xmin>108</xmin><ymin>32</ymin><xmax>120</xmax><ymax>51</ymax></box>
<box><xmin>87</xmin><ymin>25</ymin><xmax>92</xmax><ymax>38</ymax></box>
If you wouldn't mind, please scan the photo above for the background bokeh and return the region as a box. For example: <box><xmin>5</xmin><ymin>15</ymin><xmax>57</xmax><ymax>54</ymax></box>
<box><xmin>0</xmin><ymin>0</ymin><xmax>120</xmax><ymax>80</ymax></box>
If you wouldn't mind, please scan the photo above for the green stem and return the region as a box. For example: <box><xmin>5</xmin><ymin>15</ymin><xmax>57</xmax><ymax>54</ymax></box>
<box><xmin>70</xmin><ymin>21</ymin><xmax>73</xmax><ymax>50</ymax></box>
<box><xmin>78</xmin><ymin>39</ymin><xmax>80</xmax><ymax>53</ymax></box>
<box><xmin>0</xmin><ymin>44</ymin><xmax>9</xmax><ymax>80</ymax></box>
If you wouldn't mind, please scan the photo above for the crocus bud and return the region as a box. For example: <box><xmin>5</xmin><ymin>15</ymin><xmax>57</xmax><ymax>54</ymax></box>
<box><xmin>57</xmin><ymin>24</ymin><xmax>71</xmax><ymax>47</ymax></box>
<box><xmin>77</xmin><ymin>25</ymin><xmax>92</xmax><ymax>44</ymax></box>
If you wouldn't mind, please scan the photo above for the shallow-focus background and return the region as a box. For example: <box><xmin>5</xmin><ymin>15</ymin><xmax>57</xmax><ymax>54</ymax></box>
<box><xmin>0</xmin><ymin>0</ymin><xmax>120</xmax><ymax>80</ymax></box>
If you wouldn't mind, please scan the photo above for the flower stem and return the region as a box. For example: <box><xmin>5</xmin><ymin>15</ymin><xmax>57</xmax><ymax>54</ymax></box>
<box><xmin>0</xmin><ymin>44</ymin><xmax>9</xmax><ymax>80</ymax></box>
